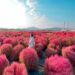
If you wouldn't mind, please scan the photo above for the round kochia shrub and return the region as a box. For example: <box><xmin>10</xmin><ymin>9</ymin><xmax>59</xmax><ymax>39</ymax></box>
<box><xmin>44</xmin><ymin>55</ymin><xmax>73</xmax><ymax>75</ymax></box>
<box><xmin>3</xmin><ymin>37</ymin><xmax>18</xmax><ymax>47</ymax></box>
<box><xmin>0</xmin><ymin>44</ymin><xmax>13</xmax><ymax>60</ymax></box>
<box><xmin>46</xmin><ymin>43</ymin><xmax>60</xmax><ymax>57</ymax></box>
<box><xmin>45</xmin><ymin>48</ymin><xmax>55</xmax><ymax>57</ymax></box>
<box><xmin>19</xmin><ymin>48</ymin><xmax>39</xmax><ymax>71</ymax></box>
<box><xmin>11</xmin><ymin>44</ymin><xmax>24</xmax><ymax>61</ymax></box>
<box><xmin>0</xmin><ymin>54</ymin><xmax>9</xmax><ymax>75</ymax></box>
<box><xmin>62</xmin><ymin>45</ymin><xmax>75</xmax><ymax>66</ymax></box>
<box><xmin>35</xmin><ymin>43</ymin><xmax>44</xmax><ymax>57</ymax></box>
<box><xmin>3</xmin><ymin>62</ymin><xmax>28</xmax><ymax>75</ymax></box>
<box><xmin>35</xmin><ymin>36</ymin><xmax>48</xmax><ymax>48</ymax></box>
<box><xmin>0</xmin><ymin>37</ymin><xmax>4</xmax><ymax>46</ymax></box>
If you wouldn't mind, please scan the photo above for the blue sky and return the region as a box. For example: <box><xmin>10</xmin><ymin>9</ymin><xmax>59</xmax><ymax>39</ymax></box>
<box><xmin>37</xmin><ymin>0</ymin><xmax>75</xmax><ymax>28</ymax></box>
<box><xmin>0</xmin><ymin>0</ymin><xmax>75</xmax><ymax>29</ymax></box>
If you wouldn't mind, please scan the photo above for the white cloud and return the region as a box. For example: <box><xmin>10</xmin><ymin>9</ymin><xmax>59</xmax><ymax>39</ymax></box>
<box><xmin>0</xmin><ymin>0</ymin><xmax>32</xmax><ymax>28</ymax></box>
<box><xmin>0</xmin><ymin>0</ymin><xmax>51</xmax><ymax>29</ymax></box>
<box><xmin>25</xmin><ymin>0</ymin><xmax>51</xmax><ymax>28</ymax></box>
<box><xmin>26</xmin><ymin>0</ymin><xmax>36</xmax><ymax>15</ymax></box>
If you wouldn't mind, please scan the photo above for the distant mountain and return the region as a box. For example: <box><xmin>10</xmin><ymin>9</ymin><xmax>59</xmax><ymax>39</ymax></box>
<box><xmin>24</xmin><ymin>27</ymin><xmax>40</xmax><ymax>30</ymax></box>
<box><xmin>44</xmin><ymin>27</ymin><xmax>62</xmax><ymax>31</ymax></box>
<box><xmin>0</xmin><ymin>27</ymin><xmax>66</xmax><ymax>31</ymax></box>
<box><xmin>18</xmin><ymin>27</ymin><xmax>62</xmax><ymax>31</ymax></box>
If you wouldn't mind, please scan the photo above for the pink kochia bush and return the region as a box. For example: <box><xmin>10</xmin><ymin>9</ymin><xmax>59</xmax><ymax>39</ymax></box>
<box><xmin>11</xmin><ymin>44</ymin><xmax>24</xmax><ymax>61</ymax></box>
<box><xmin>3</xmin><ymin>37</ymin><xmax>18</xmax><ymax>47</ymax></box>
<box><xmin>35</xmin><ymin>43</ymin><xmax>44</xmax><ymax>57</ymax></box>
<box><xmin>62</xmin><ymin>45</ymin><xmax>75</xmax><ymax>66</ymax></box>
<box><xmin>19</xmin><ymin>48</ymin><xmax>39</xmax><ymax>71</ymax></box>
<box><xmin>0</xmin><ymin>44</ymin><xmax>13</xmax><ymax>59</ymax></box>
<box><xmin>0</xmin><ymin>54</ymin><xmax>9</xmax><ymax>75</ymax></box>
<box><xmin>3</xmin><ymin>62</ymin><xmax>28</xmax><ymax>75</ymax></box>
<box><xmin>44</xmin><ymin>55</ymin><xmax>73</xmax><ymax>75</ymax></box>
<box><xmin>45</xmin><ymin>43</ymin><xmax>60</xmax><ymax>57</ymax></box>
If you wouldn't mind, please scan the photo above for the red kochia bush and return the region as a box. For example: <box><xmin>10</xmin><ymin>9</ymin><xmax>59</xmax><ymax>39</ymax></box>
<box><xmin>62</xmin><ymin>45</ymin><xmax>75</xmax><ymax>66</ymax></box>
<box><xmin>35</xmin><ymin>36</ymin><xmax>48</xmax><ymax>48</ymax></box>
<box><xmin>22</xmin><ymin>37</ymin><xmax>29</xmax><ymax>47</ymax></box>
<box><xmin>3</xmin><ymin>62</ymin><xmax>28</xmax><ymax>75</ymax></box>
<box><xmin>0</xmin><ymin>54</ymin><xmax>9</xmax><ymax>75</ymax></box>
<box><xmin>0</xmin><ymin>44</ymin><xmax>13</xmax><ymax>59</ymax></box>
<box><xmin>44</xmin><ymin>55</ymin><xmax>73</xmax><ymax>75</ymax></box>
<box><xmin>11</xmin><ymin>44</ymin><xmax>24</xmax><ymax>61</ymax></box>
<box><xmin>0</xmin><ymin>37</ymin><xmax>4</xmax><ymax>46</ymax></box>
<box><xmin>19</xmin><ymin>48</ymin><xmax>39</xmax><ymax>71</ymax></box>
<box><xmin>46</xmin><ymin>43</ymin><xmax>60</xmax><ymax>57</ymax></box>
<box><xmin>35</xmin><ymin>43</ymin><xmax>44</xmax><ymax>57</ymax></box>
<box><xmin>3</xmin><ymin>37</ymin><xmax>18</xmax><ymax>47</ymax></box>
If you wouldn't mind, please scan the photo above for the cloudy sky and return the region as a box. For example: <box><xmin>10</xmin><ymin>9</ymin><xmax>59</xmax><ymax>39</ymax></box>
<box><xmin>0</xmin><ymin>0</ymin><xmax>75</xmax><ymax>29</ymax></box>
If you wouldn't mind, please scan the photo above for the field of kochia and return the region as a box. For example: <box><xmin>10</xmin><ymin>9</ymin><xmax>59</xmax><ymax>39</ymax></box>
<box><xmin>0</xmin><ymin>31</ymin><xmax>75</xmax><ymax>75</ymax></box>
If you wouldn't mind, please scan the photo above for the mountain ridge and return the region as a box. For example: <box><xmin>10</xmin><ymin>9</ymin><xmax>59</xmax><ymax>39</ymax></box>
<box><xmin>0</xmin><ymin>27</ymin><xmax>72</xmax><ymax>31</ymax></box>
